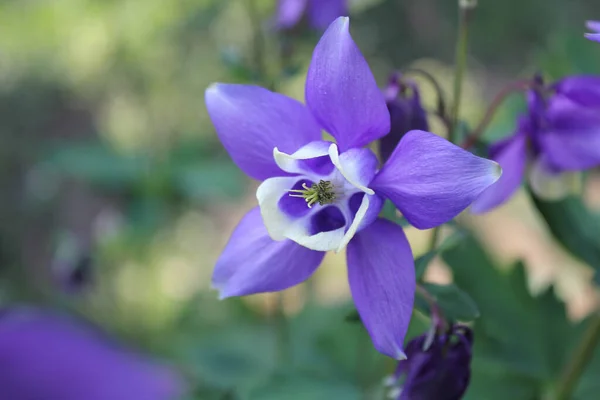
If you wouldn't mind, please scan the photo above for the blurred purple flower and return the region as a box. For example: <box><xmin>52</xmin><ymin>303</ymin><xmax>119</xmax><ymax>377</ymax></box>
<box><xmin>387</xmin><ymin>325</ymin><xmax>473</xmax><ymax>400</ymax></box>
<box><xmin>379</xmin><ymin>73</ymin><xmax>430</xmax><ymax>163</ymax></box>
<box><xmin>205</xmin><ymin>17</ymin><xmax>500</xmax><ymax>359</ymax></box>
<box><xmin>585</xmin><ymin>20</ymin><xmax>600</xmax><ymax>42</ymax></box>
<box><xmin>0</xmin><ymin>308</ymin><xmax>184</xmax><ymax>400</ymax></box>
<box><xmin>472</xmin><ymin>74</ymin><xmax>600</xmax><ymax>213</ymax></box>
<box><xmin>276</xmin><ymin>0</ymin><xmax>347</xmax><ymax>30</ymax></box>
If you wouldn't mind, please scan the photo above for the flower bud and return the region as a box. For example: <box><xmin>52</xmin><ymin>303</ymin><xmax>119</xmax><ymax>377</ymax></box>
<box><xmin>387</xmin><ymin>325</ymin><xmax>473</xmax><ymax>400</ymax></box>
<box><xmin>378</xmin><ymin>74</ymin><xmax>429</xmax><ymax>163</ymax></box>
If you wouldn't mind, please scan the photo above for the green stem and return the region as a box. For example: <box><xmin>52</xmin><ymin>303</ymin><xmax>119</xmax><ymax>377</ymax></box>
<box><xmin>246</xmin><ymin>0</ymin><xmax>271</xmax><ymax>89</ymax></box>
<box><xmin>428</xmin><ymin>226</ymin><xmax>441</xmax><ymax>252</ymax></box>
<box><xmin>274</xmin><ymin>294</ymin><xmax>291</xmax><ymax>365</ymax></box>
<box><xmin>553</xmin><ymin>314</ymin><xmax>600</xmax><ymax>400</ymax></box>
<box><xmin>449</xmin><ymin>1</ymin><xmax>475</xmax><ymax>143</ymax></box>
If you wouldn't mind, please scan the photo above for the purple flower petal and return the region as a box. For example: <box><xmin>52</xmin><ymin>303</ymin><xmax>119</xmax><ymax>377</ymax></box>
<box><xmin>276</xmin><ymin>0</ymin><xmax>308</xmax><ymax>29</ymax></box>
<box><xmin>553</xmin><ymin>75</ymin><xmax>600</xmax><ymax>107</ymax></box>
<box><xmin>307</xmin><ymin>0</ymin><xmax>348</xmax><ymax>30</ymax></box>
<box><xmin>205</xmin><ymin>84</ymin><xmax>322</xmax><ymax>181</ymax></box>
<box><xmin>305</xmin><ymin>17</ymin><xmax>390</xmax><ymax>152</ymax></box>
<box><xmin>213</xmin><ymin>207</ymin><xmax>325</xmax><ymax>298</ymax></box>
<box><xmin>587</xmin><ymin>33</ymin><xmax>600</xmax><ymax>43</ymax></box>
<box><xmin>587</xmin><ymin>20</ymin><xmax>600</xmax><ymax>32</ymax></box>
<box><xmin>540</xmin><ymin>95</ymin><xmax>600</xmax><ymax>170</ymax></box>
<box><xmin>0</xmin><ymin>308</ymin><xmax>183</xmax><ymax>400</ymax></box>
<box><xmin>347</xmin><ymin>219</ymin><xmax>415</xmax><ymax>359</ymax></box>
<box><xmin>470</xmin><ymin>134</ymin><xmax>527</xmax><ymax>214</ymax></box>
<box><xmin>586</xmin><ymin>21</ymin><xmax>600</xmax><ymax>42</ymax></box>
<box><xmin>371</xmin><ymin>130</ymin><xmax>501</xmax><ymax>229</ymax></box>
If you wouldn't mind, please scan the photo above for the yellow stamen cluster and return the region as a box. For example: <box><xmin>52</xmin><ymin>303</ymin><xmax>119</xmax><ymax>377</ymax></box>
<box><xmin>289</xmin><ymin>180</ymin><xmax>336</xmax><ymax>208</ymax></box>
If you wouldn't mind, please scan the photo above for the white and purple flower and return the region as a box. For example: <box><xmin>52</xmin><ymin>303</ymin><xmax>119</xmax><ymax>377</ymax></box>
<box><xmin>205</xmin><ymin>17</ymin><xmax>501</xmax><ymax>359</ymax></box>
<box><xmin>472</xmin><ymin>75</ymin><xmax>600</xmax><ymax>213</ymax></box>
<box><xmin>585</xmin><ymin>20</ymin><xmax>600</xmax><ymax>43</ymax></box>
<box><xmin>276</xmin><ymin>0</ymin><xmax>347</xmax><ymax>30</ymax></box>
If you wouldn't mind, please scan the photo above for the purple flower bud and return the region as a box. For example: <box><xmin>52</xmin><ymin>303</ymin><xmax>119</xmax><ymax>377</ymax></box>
<box><xmin>388</xmin><ymin>325</ymin><xmax>473</xmax><ymax>400</ymax></box>
<box><xmin>378</xmin><ymin>74</ymin><xmax>430</xmax><ymax>163</ymax></box>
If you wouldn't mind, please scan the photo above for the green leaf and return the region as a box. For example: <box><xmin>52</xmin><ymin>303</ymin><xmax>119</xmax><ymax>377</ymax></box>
<box><xmin>171</xmin><ymin>160</ymin><xmax>245</xmax><ymax>200</ymax></box>
<box><xmin>415</xmin><ymin>283</ymin><xmax>480</xmax><ymax>322</ymax></box>
<box><xmin>441</xmin><ymin>234</ymin><xmax>581</xmax><ymax>399</ymax></box>
<box><xmin>248</xmin><ymin>372</ymin><xmax>360</xmax><ymax>400</ymax></box>
<box><xmin>181</xmin><ymin>325</ymin><xmax>277</xmax><ymax>394</ymax></box>
<box><xmin>43</xmin><ymin>142</ymin><xmax>150</xmax><ymax>189</ymax></box>
<box><xmin>415</xmin><ymin>230</ymin><xmax>465</xmax><ymax>280</ymax></box>
<box><xmin>379</xmin><ymin>199</ymin><xmax>410</xmax><ymax>227</ymax></box>
<box><xmin>529</xmin><ymin>191</ymin><xmax>600</xmax><ymax>283</ymax></box>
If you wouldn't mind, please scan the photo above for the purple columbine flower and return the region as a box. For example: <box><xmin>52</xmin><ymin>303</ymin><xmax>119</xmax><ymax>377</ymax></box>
<box><xmin>205</xmin><ymin>17</ymin><xmax>500</xmax><ymax>359</ymax></box>
<box><xmin>0</xmin><ymin>307</ymin><xmax>184</xmax><ymax>400</ymax></box>
<box><xmin>386</xmin><ymin>325</ymin><xmax>473</xmax><ymax>400</ymax></box>
<box><xmin>276</xmin><ymin>0</ymin><xmax>347</xmax><ymax>30</ymax></box>
<box><xmin>472</xmin><ymin>74</ymin><xmax>600</xmax><ymax>213</ymax></box>
<box><xmin>379</xmin><ymin>73</ymin><xmax>430</xmax><ymax>163</ymax></box>
<box><xmin>585</xmin><ymin>20</ymin><xmax>600</xmax><ymax>42</ymax></box>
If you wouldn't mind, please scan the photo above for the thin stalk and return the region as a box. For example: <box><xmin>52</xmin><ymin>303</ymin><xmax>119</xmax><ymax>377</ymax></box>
<box><xmin>416</xmin><ymin>284</ymin><xmax>448</xmax><ymax>332</ymax></box>
<box><xmin>461</xmin><ymin>79</ymin><xmax>532</xmax><ymax>149</ymax></box>
<box><xmin>403</xmin><ymin>68</ymin><xmax>449</xmax><ymax>128</ymax></box>
<box><xmin>553</xmin><ymin>314</ymin><xmax>600</xmax><ymax>400</ymax></box>
<box><xmin>449</xmin><ymin>1</ymin><xmax>475</xmax><ymax>143</ymax></box>
<box><xmin>274</xmin><ymin>293</ymin><xmax>291</xmax><ymax>365</ymax></box>
<box><xmin>246</xmin><ymin>0</ymin><xmax>271</xmax><ymax>89</ymax></box>
<box><xmin>428</xmin><ymin>226</ymin><xmax>441</xmax><ymax>252</ymax></box>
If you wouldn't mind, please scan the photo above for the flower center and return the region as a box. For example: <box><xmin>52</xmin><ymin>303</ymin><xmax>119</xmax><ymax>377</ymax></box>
<box><xmin>288</xmin><ymin>180</ymin><xmax>336</xmax><ymax>208</ymax></box>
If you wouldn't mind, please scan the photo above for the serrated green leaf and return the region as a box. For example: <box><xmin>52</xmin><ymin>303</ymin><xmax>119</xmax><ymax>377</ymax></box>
<box><xmin>416</xmin><ymin>283</ymin><xmax>480</xmax><ymax>322</ymax></box>
<box><xmin>529</xmin><ymin>191</ymin><xmax>600</xmax><ymax>282</ymax></box>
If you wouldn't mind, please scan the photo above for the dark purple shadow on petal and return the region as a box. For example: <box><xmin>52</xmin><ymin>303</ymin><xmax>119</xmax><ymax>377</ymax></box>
<box><xmin>278</xmin><ymin>179</ymin><xmax>314</xmax><ymax>218</ymax></box>
<box><xmin>298</xmin><ymin>155</ymin><xmax>336</xmax><ymax>175</ymax></box>
<box><xmin>310</xmin><ymin>206</ymin><xmax>346</xmax><ymax>234</ymax></box>
<box><xmin>348</xmin><ymin>192</ymin><xmax>364</xmax><ymax>218</ymax></box>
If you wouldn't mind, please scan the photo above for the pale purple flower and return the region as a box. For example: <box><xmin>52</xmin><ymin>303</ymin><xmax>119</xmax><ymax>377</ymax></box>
<box><xmin>472</xmin><ymin>75</ymin><xmax>600</xmax><ymax>213</ymax></box>
<box><xmin>585</xmin><ymin>20</ymin><xmax>600</xmax><ymax>42</ymax></box>
<box><xmin>0</xmin><ymin>308</ymin><xmax>184</xmax><ymax>400</ymax></box>
<box><xmin>205</xmin><ymin>17</ymin><xmax>500</xmax><ymax>359</ymax></box>
<box><xmin>276</xmin><ymin>0</ymin><xmax>347</xmax><ymax>30</ymax></box>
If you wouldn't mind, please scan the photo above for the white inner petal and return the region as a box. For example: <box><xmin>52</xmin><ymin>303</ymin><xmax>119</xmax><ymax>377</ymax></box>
<box><xmin>328</xmin><ymin>143</ymin><xmax>375</xmax><ymax>195</ymax></box>
<box><xmin>256</xmin><ymin>143</ymin><xmax>379</xmax><ymax>252</ymax></box>
<box><xmin>336</xmin><ymin>194</ymin><xmax>370</xmax><ymax>253</ymax></box>
<box><xmin>273</xmin><ymin>141</ymin><xmax>332</xmax><ymax>176</ymax></box>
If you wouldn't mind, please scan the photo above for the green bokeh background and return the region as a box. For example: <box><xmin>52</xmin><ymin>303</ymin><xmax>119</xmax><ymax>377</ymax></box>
<box><xmin>1</xmin><ymin>0</ymin><xmax>600</xmax><ymax>398</ymax></box>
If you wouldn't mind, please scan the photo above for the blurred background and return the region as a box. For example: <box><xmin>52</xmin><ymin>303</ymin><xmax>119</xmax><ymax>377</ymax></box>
<box><xmin>2</xmin><ymin>0</ymin><xmax>600</xmax><ymax>398</ymax></box>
